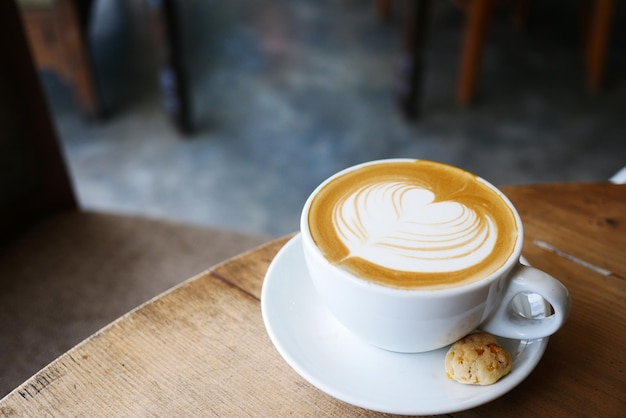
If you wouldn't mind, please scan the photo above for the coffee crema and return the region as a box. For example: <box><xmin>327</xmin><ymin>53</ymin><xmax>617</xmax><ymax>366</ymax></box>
<box><xmin>307</xmin><ymin>160</ymin><xmax>519</xmax><ymax>289</ymax></box>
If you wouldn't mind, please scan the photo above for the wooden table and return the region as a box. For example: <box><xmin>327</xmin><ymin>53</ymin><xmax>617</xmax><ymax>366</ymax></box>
<box><xmin>1</xmin><ymin>183</ymin><xmax>624</xmax><ymax>417</ymax></box>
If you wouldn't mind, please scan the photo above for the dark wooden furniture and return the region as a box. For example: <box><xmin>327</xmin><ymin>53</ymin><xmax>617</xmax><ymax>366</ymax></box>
<box><xmin>1</xmin><ymin>0</ymin><xmax>77</xmax><ymax>245</ymax></box>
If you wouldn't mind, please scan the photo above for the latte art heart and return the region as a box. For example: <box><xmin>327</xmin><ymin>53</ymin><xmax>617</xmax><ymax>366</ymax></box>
<box><xmin>335</xmin><ymin>182</ymin><xmax>497</xmax><ymax>273</ymax></box>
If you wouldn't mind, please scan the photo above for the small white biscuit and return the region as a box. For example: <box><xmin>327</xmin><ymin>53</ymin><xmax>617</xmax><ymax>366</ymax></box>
<box><xmin>445</xmin><ymin>332</ymin><xmax>512</xmax><ymax>385</ymax></box>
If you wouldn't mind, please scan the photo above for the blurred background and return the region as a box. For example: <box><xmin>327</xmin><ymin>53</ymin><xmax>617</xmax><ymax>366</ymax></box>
<box><xmin>19</xmin><ymin>0</ymin><xmax>626</xmax><ymax>237</ymax></box>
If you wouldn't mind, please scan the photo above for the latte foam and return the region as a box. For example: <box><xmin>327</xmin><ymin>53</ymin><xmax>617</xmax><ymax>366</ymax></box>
<box><xmin>336</xmin><ymin>181</ymin><xmax>497</xmax><ymax>273</ymax></box>
<box><xmin>307</xmin><ymin>160</ymin><xmax>519</xmax><ymax>289</ymax></box>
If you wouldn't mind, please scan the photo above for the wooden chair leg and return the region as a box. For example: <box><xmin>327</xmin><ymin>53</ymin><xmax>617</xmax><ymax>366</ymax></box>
<box><xmin>19</xmin><ymin>0</ymin><xmax>101</xmax><ymax>118</ymax></box>
<box><xmin>58</xmin><ymin>0</ymin><xmax>101</xmax><ymax>118</ymax></box>
<box><xmin>376</xmin><ymin>0</ymin><xmax>391</xmax><ymax>20</ymax></box>
<box><xmin>148</xmin><ymin>0</ymin><xmax>192</xmax><ymax>134</ymax></box>
<box><xmin>457</xmin><ymin>0</ymin><xmax>493</xmax><ymax>106</ymax></box>
<box><xmin>585</xmin><ymin>0</ymin><xmax>614</xmax><ymax>92</ymax></box>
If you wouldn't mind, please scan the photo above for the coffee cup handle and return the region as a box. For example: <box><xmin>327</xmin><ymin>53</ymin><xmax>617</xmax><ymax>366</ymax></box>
<box><xmin>480</xmin><ymin>264</ymin><xmax>571</xmax><ymax>340</ymax></box>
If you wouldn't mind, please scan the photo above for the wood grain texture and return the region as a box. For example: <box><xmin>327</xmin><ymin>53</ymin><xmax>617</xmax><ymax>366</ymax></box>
<box><xmin>1</xmin><ymin>184</ymin><xmax>624</xmax><ymax>417</ymax></box>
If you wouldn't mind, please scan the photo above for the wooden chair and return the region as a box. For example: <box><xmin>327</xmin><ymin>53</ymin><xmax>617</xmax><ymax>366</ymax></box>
<box><xmin>390</xmin><ymin>0</ymin><xmax>616</xmax><ymax>117</ymax></box>
<box><xmin>455</xmin><ymin>0</ymin><xmax>616</xmax><ymax>105</ymax></box>
<box><xmin>17</xmin><ymin>0</ymin><xmax>193</xmax><ymax>132</ymax></box>
<box><xmin>0</xmin><ymin>0</ymin><xmax>268</xmax><ymax>397</ymax></box>
<box><xmin>17</xmin><ymin>0</ymin><xmax>102</xmax><ymax>118</ymax></box>
<box><xmin>582</xmin><ymin>0</ymin><xmax>615</xmax><ymax>92</ymax></box>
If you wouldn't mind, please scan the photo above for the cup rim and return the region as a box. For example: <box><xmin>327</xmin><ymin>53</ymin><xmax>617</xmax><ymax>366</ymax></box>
<box><xmin>300</xmin><ymin>158</ymin><xmax>524</xmax><ymax>296</ymax></box>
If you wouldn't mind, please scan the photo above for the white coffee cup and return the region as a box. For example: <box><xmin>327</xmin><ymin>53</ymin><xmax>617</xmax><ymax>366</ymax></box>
<box><xmin>300</xmin><ymin>159</ymin><xmax>570</xmax><ymax>353</ymax></box>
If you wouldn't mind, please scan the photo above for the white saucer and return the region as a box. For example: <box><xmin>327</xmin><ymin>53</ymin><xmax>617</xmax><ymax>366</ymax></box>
<box><xmin>261</xmin><ymin>235</ymin><xmax>549</xmax><ymax>415</ymax></box>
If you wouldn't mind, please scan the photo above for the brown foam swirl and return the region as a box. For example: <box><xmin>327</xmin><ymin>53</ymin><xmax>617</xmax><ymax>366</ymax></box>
<box><xmin>307</xmin><ymin>160</ymin><xmax>519</xmax><ymax>289</ymax></box>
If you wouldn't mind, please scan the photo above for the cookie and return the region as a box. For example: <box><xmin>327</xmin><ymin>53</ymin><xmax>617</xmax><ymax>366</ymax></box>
<box><xmin>445</xmin><ymin>332</ymin><xmax>512</xmax><ymax>385</ymax></box>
